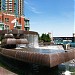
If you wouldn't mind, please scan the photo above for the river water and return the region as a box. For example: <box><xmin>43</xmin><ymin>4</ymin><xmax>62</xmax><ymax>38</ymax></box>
<box><xmin>0</xmin><ymin>54</ymin><xmax>75</xmax><ymax>75</ymax></box>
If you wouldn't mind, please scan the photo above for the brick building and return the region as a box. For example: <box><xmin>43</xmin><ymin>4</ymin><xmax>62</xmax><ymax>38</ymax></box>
<box><xmin>0</xmin><ymin>12</ymin><xmax>30</xmax><ymax>30</ymax></box>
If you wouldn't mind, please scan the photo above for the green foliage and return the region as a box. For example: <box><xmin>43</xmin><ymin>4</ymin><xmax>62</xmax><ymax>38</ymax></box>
<box><xmin>39</xmin><ymin>33</ymin><xmax>51</xmax><ymax>42</ymax></box>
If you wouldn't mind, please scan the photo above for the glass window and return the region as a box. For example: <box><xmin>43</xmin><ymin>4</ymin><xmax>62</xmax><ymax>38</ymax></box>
<box><xmin>5</xmin><ymin>18</ymin><xmax>9</xmax><ymax>22</ymax></box>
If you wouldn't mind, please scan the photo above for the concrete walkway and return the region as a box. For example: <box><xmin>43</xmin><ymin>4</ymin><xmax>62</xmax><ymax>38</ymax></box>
<box><xmin>0</xmin><ymin>67</ymin><xmax>17</xmax><ymax>75</ymax></box>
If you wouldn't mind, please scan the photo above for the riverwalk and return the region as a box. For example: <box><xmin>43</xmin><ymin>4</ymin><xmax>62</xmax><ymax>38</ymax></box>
<box><xmin>0</xmin><ymin>67</ymin><xmax>17</xmax><ymax>75</ymax></box>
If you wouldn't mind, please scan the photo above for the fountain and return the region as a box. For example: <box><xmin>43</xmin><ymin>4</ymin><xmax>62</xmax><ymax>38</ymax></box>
<box><xmin>0</xmin><ymin>29</ymin><xmax>75</xmax><ymax>68</ymax></box>
<box><xmin>1</xmin><ymin>33</ymin><xmax>29</xmax><ymax>49</ymax></box>
<box><xmin>1</xmin><ymin>29</ymin><xmax>39</xmax><ymax>48</ymax></box>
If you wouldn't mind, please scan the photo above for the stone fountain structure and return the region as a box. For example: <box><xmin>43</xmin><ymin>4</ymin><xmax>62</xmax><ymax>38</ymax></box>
<box><xmin>0</xmin><ymin>29</ymin><xmax>75</xmax><ymax>68</ymax></box>
<box><xmin>0</xmin><ymin>29</ymin><xmax>39</xmax><ymax>48</ymax></box>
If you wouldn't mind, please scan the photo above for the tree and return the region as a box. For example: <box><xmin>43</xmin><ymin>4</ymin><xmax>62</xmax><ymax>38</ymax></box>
<box><xmin>39</xmin><ymin>33</ymin><xmax>51</xmax><ymax>42</ymax></box>
<box><xmin>41</xmin><ymin>33</ymin><xmax>46</xmax><ymax>42</ymax></box>
<box><xmin>46</xmin><ymin>34</ymin><xmax>51</xmax><ymax>42</ymax></box>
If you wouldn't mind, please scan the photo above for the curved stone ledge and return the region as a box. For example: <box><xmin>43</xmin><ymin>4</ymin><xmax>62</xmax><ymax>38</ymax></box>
<box><xmin>1</xmin><ymin>38</ymin><xmax>29</xmax><ymax>45</ymax></box>
<box><xmin>0</xmin><ymin>48</ymin><xmax>75</xmax><ymax>68</ymax></box>
<box><xmin>0</xmin><ymin>30</ymin><xmax>38</xmax><ymax>35</ymax></box>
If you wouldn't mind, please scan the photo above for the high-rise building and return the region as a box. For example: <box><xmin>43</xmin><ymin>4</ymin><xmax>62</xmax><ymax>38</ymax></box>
<box><xmin>1</xmin><ymin>0</ymin><xmax>24</xmax><ymax>16</ymax></box>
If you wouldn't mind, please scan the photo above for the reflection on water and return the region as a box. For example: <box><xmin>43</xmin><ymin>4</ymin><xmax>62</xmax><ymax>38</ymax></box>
<box><xmin>0</xmin><ymin>54</ymin><xmax>75</xmax><ymax>75</ymax></box>
<box><xmin>20</xmin><ymin>48</ymin><xmax>65</xmax><ymax>54</ymax></box>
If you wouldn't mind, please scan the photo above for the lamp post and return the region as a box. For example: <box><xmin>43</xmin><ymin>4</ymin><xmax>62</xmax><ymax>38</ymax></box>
<box><xmin>73</xmin><ymin>33</ymin><xmax>75</xmax><ymax>42</ymax></box>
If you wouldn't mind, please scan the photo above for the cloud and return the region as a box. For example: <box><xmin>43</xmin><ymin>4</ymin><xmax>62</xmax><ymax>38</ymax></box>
<box><xmin>29</xmin><ymin>6</ymin><xmax>42</xmax><ymax>14</ymax></box>
<box><xmin>24</xmin><ymin>1</ymin><xmax>29</xmax><ymax>5</ymax></box>
<box><xmin>24</xmin><ymin>0</ymin><xmax>42</xmax><ymax>14</ymax></box>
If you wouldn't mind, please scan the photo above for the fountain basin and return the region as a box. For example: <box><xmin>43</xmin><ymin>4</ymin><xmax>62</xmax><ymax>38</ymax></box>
<box><xmin>0</xmin><ymin>48</ymin><xmax>75</xmax><ymax>68</ymax></box>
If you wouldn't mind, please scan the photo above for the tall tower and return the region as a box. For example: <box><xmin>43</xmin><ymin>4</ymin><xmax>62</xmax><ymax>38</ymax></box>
<box><xmin>1</xmin><ymin>0</ymin><xmax>15</xmax><ymax>13</ymax></box>
<box><xmin>1</xmin><ymin>0</ymin><xmax>24</xmax><ymax>16</ymax></box>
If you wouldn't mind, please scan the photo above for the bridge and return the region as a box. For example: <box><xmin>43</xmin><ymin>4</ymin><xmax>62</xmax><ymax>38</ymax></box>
<box><xmin>53</xmin><ymin>37</ymin><xmax>74</xmax><ymax>45</ymax></box>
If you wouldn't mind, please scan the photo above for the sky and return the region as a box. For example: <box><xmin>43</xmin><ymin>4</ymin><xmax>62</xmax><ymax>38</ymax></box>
<box><xmin>24</xmin><ymin>0</ymin><xmax>74</xmax><ymax>37</ymax></box>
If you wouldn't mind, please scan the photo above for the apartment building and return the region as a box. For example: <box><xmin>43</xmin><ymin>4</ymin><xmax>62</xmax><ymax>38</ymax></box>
<box><xmin>1</xmin><ymin>0</ymin><xmax>24</xmax><ymax>16</ymax></box>
<box><xmin>0</xmin><ymin>12</ymin><xmax>30</xmax><ymax>30</ymax></box>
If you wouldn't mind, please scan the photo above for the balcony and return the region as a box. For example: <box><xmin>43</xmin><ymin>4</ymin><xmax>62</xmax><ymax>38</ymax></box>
<box><xmin>24</xmin><ymin>18</ymin><xmax>30</xmax><ymax>31</ymax></box>
<box><xmin>25</xmin><ymin>24</ymin><xmax>30</xmax><ymax>27</ymax></box>
<box><xmin>14</xmin><ymin>22</ymin><xmax>22</xmax><ymax>30</ymax></box>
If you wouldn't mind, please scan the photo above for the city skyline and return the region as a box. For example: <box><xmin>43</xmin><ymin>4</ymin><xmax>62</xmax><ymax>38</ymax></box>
<box><xmin>24</xmin><ymin>0</ymin><xmax>74</xmax><ymax>37</ymax></box>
